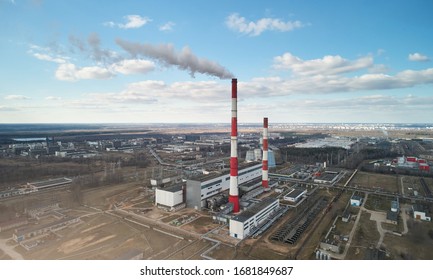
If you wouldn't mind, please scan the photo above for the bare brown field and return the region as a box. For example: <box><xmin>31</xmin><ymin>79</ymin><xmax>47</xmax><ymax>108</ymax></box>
<box><xmin>382</xmin><ymin>219</ymin><xmax>433</xmax><ymax>260</ymax></box>
<box><xmin>208</xmin><ymin>243</ymin><xmax>237</xmax><ymax>260</ymax></box>
<box><xmin>181</xmin><ymin>216</ymin><xmax>219</xmax><ymax>234</ymax></box>
<box><xmin>351</xmin><ymin>171</ymin><xmax>399</xmax><ymax>193</ymax></box>
<box><xmin>346</xmin><ymin>211</ymin><xmax>380</xmax><ymax>260</ymax></box>
<box><xmin>0</xmin><ymin>249</ymin><xmax>12</xmax><ymax>260</ymax></box>
<box><xmin>0</xmin><ymin>180</ymin><xmax>204</xmax><ymax>260</ymax></box>
<box><xmin>364</xmin><ymin>194</ymin><xmax>394</xmax><ymax>212</ymax></box>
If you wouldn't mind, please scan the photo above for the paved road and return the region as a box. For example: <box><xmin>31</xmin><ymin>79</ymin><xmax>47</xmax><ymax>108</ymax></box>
<box><xmin>362</xmin><ymin>207</ymin><xmax>388</xmax><ymax>249</ymax></box>
<box><xmin>0</xmin><ymin>238</ymin><xmax>23</xmax><ymax>260</ymax></box>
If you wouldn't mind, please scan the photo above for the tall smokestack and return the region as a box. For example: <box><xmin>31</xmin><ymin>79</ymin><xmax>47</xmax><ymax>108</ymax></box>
<box><xmin>229</xmin><ymin>78</ymin><xmax>240</xmax><ymax>213</ymax></box>
<box><xmin>262</xmin><ymin>117</ymin><xmax>269</xmax><ymax>190</ymax></box>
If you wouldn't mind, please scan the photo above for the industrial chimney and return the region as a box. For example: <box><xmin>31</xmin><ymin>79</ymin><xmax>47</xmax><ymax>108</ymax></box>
<box><xmin>229</xmin><ymin>78</ymin><xmax>240</xmax><ymax>213</ymax></box>
<box><xmin>262</xmin><ymin>117</ymin><xmax>269</xmax><ymax>190</ymax></box>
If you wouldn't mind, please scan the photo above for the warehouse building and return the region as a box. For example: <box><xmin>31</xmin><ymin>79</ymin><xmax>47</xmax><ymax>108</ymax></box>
<box><xmin>186</xmin><ymin>163</ymin><xmax>262</xmax><ymax>210</ymax></box>
<box><xmin>229</xmin><ymin>197</ymin><xmax>279</xmax><ymax>239</ymax></box>
<box><xmin>283</xmin><ymin>188</ymin><xmax>307</xmax><ymax>203</ymax></box>
<box><xmin>314</xmin><ymin>171</ymin><xmax>340</xmax><ymax>184</ymax></box>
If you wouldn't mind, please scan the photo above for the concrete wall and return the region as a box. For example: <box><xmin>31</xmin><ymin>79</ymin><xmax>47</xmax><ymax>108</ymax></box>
<box><xmin>186</xmin><ymin>180</ymin><xmax>202</xmax><ymax>210</ymax></box>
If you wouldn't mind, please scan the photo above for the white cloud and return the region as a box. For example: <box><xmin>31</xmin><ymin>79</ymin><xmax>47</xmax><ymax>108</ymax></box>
<box><xmin>273</xmin><ymin>52</ymin><xmax>373</xmax><ymax>75</ymax></box>
<box><xmin>408</xmin><ymin>52</ymin><xmax>430</xmax><ymax>62</ymax></box>
<box><xmin>110</xmin><ymin>59</ymin><xmax>155</xmax><ymax>75</ymax></box>
<box><xmin>286</xmin><ymin>95</ymin><xmax>433</xmax><ymax>110</ymax></box>
<box><xmin>55</xmin><ymin>63</ymin><xmax>114</xmax><ymax>81</ymax></box>
<box><xmin>71</xmin><ymin>80</ymin><xmax>229</xmax><ymax>108</ymax></box>
<box><xmin>124</xmin><ymin>80</ymin><xmax>228</xmax><ymax>102</ymax></box>
<box><xmin>0</xmin><ymin>106</ymin><xmax>18</xmax><ymax>111</ymax></box>
<box><xmin>104</xmin><ymin>15</ymin><xmax>151</xmax><ymax>29</ymax></box>
<box><xmin>64</xmin><ymin>91</ymin><xmax>157</xmax><ymax>110</ymax></box>
<box><xmin>121</xmin><ymin>15</ymin><xmax>151</xmax><ymax>29</ymax></box>
<box><xmin>45</xmin><ymin>96</ymin><xmax>62</xmax><ymax>101</ymax></box>
<box><xmin>32</xmin><ymin>52</ymin><xmax>66</xmax><ymax>64</ymax></box>
<box><xmin>368</xmin><ymin>64</ymin><xmax>389</xmax><ymax>74</ymax></box>
<box><xmin>90</xmin><ymin>92</ymin><xmax>157</xmax><ymax>104</ymax></box>
<box><xmin>4</xmin><ymin>95</ymin><xmax>30</xmax><ymax>100</ymax></box>
<box><xmin>71</xmin><ymin>64</ymin><xmax>433</xmax><ymax>108</ymax></box>
<box><xmin>226</xmin><ymin>13</ymin><xmax>304</xmax><ymax>36</ymax></box>
<box><xmin>103</xmin><ymin>21</ymin><xmax>116</xmax><ymax>28</ymax></box>
<box><xmin>28</xmin><ymin>45</ymin><xmax>69</xmax><ymax>64</ymax></box>
<box><xmin>159</xmin><ymin>22</ymin><xmax>175</xmax><ymax>31</ymax></box>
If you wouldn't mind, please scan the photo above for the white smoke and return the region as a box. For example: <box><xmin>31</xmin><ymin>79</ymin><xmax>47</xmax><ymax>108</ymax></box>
<box><xmin>115</xmin><ymin>38</ymin><xmax>233</xmax><ymax>79</ymax></box>
<box><xmin>69</xmin><ymin>33</ymin><xmax>119</xmax><ymax>64</ymax></box>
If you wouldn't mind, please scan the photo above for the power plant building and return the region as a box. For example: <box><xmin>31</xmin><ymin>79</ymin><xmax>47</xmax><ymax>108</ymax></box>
<box><xmin>229</xmin><ymin>197</ymin><xmax>279</xmax><ymax>239</ymax></box>
<box><xmin>186</xmin><ymin>163</ymin><xmax>262</xmax><ymax>210</ymax></box>
<box><xmin>155</xmin><ymin>184</ymin><xmax>185</xmax><ymax>211</ymax></box>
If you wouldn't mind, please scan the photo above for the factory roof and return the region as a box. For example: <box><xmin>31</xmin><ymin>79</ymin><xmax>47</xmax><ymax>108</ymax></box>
<box><xmin>315</xmin><ymin>172</ymin><xmax>339</xmax><ymax>182</ymax></box>
<box><xmin>191</xmin><ymin>171</ymin><xmax>224</xmax><ymax>182</ymax></box>
<box><xmin>240</xmin><ymin>177</ymin><xmax>262</xmax><ymax>188</ymax></box>
<box><xmin>232</xmin><ymin>197</ymin><xmax>278</xmax><ymax>223</ymax></box>
<box><xmin>285</xmin><ymin>188</ymin><xmax>306</xmax><ymax>199</ymax></box>
<box><xmin>191</xmin><ymin>162</ymin><xmax>261</xmax><ymax>182</ymax></box>
<box><xmin>293</xmin><ymin>137</ymin><xmax>355</xmax><ymax>149</ymax></box>
<box><xmin>159</xmin><ymin>184</ymin><xmax>183</xmax><ymax>193</ymax></box>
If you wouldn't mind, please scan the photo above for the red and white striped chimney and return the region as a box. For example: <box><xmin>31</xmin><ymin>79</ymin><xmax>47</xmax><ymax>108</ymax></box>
<box><xmin>229</xmin><ymin>78</ymin><xmax>240</xmax><ymax>213</ymax></box>
<box><xmin>262</xmin><ymin>117</ymin><xmax>269</xmax><ymax>190</ymax></box>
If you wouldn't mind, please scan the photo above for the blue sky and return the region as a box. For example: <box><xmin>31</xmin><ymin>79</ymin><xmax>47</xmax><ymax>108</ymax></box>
<box><xmin>1</xmin><ymin>0</ymin><xmax>432</xmax><ymax>124</ymax></box>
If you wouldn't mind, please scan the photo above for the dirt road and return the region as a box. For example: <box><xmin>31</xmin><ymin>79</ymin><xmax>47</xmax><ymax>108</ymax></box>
<box><xmin>0</xmin><ymin>238</ymin><xmax>23</xmax><ymax>260</ymax></box>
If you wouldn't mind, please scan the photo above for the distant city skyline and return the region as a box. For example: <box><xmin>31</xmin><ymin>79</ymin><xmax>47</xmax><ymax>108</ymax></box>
<box><xmin>1</xmin><ymin>0</ymin><xmax>433</xmax><ymax>123</ymax></box>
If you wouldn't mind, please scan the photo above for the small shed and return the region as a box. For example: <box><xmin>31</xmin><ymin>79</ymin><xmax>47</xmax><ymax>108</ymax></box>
<box><xmin>350</xmin><ymin>195</ymin><xmax>363</xmax><ymax>207</ymax></box>
<box><xmin>342</xmin><ymin>211</ymin><xmax>351</xmax><ymax>223</ymax></box>
<box><xmin>412</xmin><ymin>205</ymin><xmax>431</xmax><ymax>221</ymax></box>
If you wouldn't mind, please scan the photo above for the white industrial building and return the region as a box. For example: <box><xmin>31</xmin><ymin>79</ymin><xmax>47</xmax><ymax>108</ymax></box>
<box><xmin>313</xmin><ymin>171</ymin><xmax>340</xmax><ymax>184</ymax></box>
<box><xmin>350</xmin><ymin>195</ymin><xmax>363</xmax><ymax>207</ymax></box>
<box><xmin>412</xmin><ymin>205</ymin><xmax>431</xmax><ymax>221</ymax></box>
<box><xmin>229</xmin><ymin>197</ymin><xmax>279</xmax><ymax>239</ymax></box>
<box><xmin>155</xmin><ymin>184</ymin><xmax>185</xmax><ymax>211</ymax></box>
<box><xmin>186</xmin><ymin>163</ymin><xmax>262</xmax><ymax>210</ymax></box>
<box><xmin>283</xmin><ymin>188</ymin><xmax>307</xmax><ymax>203</ymax></box>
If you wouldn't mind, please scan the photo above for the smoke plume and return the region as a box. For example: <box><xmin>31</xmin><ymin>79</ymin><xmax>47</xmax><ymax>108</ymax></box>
<box><xmin>116</xmin><ymin>38</ymin><xmax>233</xmax><ymax>79</ymax></box>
